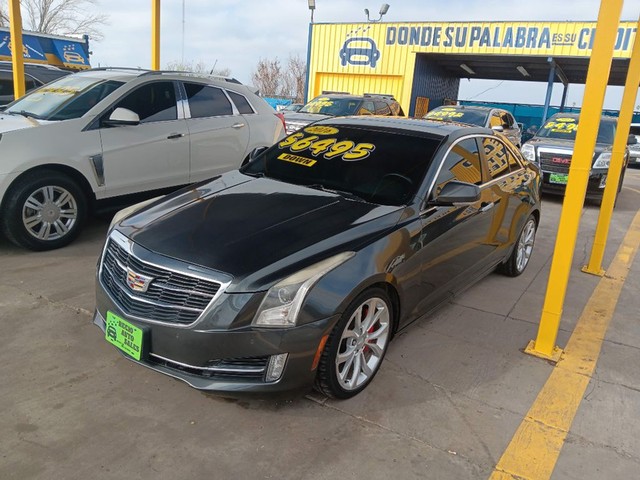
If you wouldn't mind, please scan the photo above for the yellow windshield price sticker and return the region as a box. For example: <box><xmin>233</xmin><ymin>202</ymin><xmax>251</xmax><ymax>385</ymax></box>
<box><xmin>304</xmin><ymin>126</ymin><xmax>340</xmax><ymax>135</ymax></box>
<box><xmin>279</xmin><ymin>133</ymin><xmax>376</xmax><ymax>161</ymax></box>
<box><xmin>427</xmin><ymin>110</ymin><xmax>464</xmax><ymax>119</ymax></box>
<box><xmin>544</xmin><ymin>119</ymin><xmax>578</xmax><ymax>133</ymax></box>
<box><xmin>278</xmin><ymin>153</ymin><xmax>317</xmax><ymax>167</ymax></box>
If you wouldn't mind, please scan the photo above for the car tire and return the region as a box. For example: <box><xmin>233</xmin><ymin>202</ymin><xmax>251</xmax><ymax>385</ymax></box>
<box><xmin>315</xmin><ymin>288</ymin><xmax>393</xmax><ymax>399</ymax></box>
<box><xmin>1</xmin><ymin>170</ymin><xmax>87</xmax><ymax>251</ymax></box>
<box><xmin>499</xmin><ymin>214</ymin><xmax>537</xmax><ymax>277</ymax></box>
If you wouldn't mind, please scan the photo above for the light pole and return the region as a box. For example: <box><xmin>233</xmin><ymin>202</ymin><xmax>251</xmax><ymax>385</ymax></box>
<box><xmin>365</xmin><ymin>3</ymin><xmax>389</xmax><ymax>22</ymax></box>
<box><xmin>308</xmin><ymin>0</ymin><xmax>315</xmax><ymax>23</ymax></box>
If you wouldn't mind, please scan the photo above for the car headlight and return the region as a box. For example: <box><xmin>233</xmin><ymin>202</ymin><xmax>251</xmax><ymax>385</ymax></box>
<box><xmin>521</xmin><ymin>143</ymin><xmax>536</xmax><ymax>163</ymax></box>
<box><xmin>108</xmin><ymin>196</ymin><xmax>163</xmax><ymax>231</ymax></box>
<box><xmin>592</xmin><ymin>152</ymin><xmax>611</xmax><ymax>169</ymax></box>
<box><xmin>252</xmin><ymin>252</ymin><xmax>355</xmax><ymax>328</ymax></box>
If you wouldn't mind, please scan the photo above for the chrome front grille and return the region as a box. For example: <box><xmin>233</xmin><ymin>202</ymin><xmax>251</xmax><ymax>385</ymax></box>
<box><xmin>539</xmin><ymin>150</ymin><xmax>573</xmax><ymax>174</ymax></box>
<box><xmin>100</xmin><ymin>236</ymin><xmax>221</xmax><ymax>325</ymax></box>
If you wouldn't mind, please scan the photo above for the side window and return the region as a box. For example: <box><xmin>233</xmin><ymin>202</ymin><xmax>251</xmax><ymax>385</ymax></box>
<box><xmin>482</xmin><ymin>137</ymin><xmax>510</xmax><ymax>180</ymax></box>
<box><xmin>507</xmin><ymin>148</ymin><xmax>523</xmax><ymax>172</ymax></box>
<box><xmin>391</xmin><ymin>102</ymin><xmax>404</xmax><ymax>116</ymax></box>
<box><xmin>25</xmin><ymin>75</ymin><xmax>40</xmax><ymax>91</ymax></box>
<box><xmin>0</xmin><ymin>70</ymin><xmax>12</xmax><ymax>97</ymax></box>
<box><xmin>184</xmin><ymin>83</ymin><xmax>233</xmax><ymax>118</ymax></box>
<box><xmin>489</xmin><ymin>113</ymin><xmax>502</xmax><ymax>128</ymax></box>
<box><xmin>113</xmin><ymin>81</ymin><xmax>177</xmax><ymax>123</ymax></box>
<box><xmin>227</xmin><ymin>91</ymin><xmax>254</xmax><ymax>114</ymax></box>
<box><xmin>358</xmin><ymin>101</ymin><xmax>375</xmax><ymax>115</ymax></box>
<box><xmin>433</xmin><ymin>138</ymin><xmax>483</xmax><ymax>197</ymax></box>
<box><xmin>500</xmin><ymin>113</ymin><xmax>511</xmax><ymax>128</ymax></box>
<box><xmin>374</xmin><ymin>101</ymin><xmax>391</xmax><ymax>115</ymax></box>
<box><xmin>507</xmin><ymin>113</ymin><xmax>516</xmax><ymax>128</ymax></box>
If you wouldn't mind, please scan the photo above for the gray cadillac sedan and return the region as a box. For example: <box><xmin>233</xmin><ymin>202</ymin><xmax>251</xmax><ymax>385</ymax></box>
<box><xmin>94</xmin><ymin>116</ymin><xmax>541</xmax><ymax>399</ymax></box>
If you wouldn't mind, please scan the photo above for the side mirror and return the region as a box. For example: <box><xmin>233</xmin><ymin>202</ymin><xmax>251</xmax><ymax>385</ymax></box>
<box><xmin>627</xmin><ymin>134</ymin><xmax>638</xmax><ymax>145</ymax></box>
<box><xmin>241</xmin><ymin>146</ymin><xmax>268</xmax><ymax>167</ymax></box>
<box><xmin>103</xmin><ymin>107</ymin><xmax>140</xmax><ymax>127</ymax></box>
<box><xmin>491</xmin><ymin>125</ymin><xmax>504</xmax><ymax>132</ymax></box>
<box><xmin>431</xmin><ymin>181</ymin><xmax>480</xmax><ymax>205</ymax></box>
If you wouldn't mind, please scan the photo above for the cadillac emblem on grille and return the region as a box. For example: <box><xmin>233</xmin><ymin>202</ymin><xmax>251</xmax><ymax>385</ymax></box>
<box><xmin>126</xmin><ymin>268</ymin><xmax>154</xmax><ymax>292</ymax></box>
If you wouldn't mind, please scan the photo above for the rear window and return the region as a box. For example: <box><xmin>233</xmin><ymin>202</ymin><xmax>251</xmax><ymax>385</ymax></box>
<box><xmin>242</xmin><ymin>124</ymin><xmax>441</xmax><ymax>206</ymax></box>
<box><xmin>299</xmin><ymin>96</ymin><xmax>362</xmax><ymax>116</ymax></box>
<box><xmin>425</xmin><ymin>107</ymin><xmax>489</xmax><ymax>127</ymax></box>
<box><xmin>536</xmin><ymin>116</ymin><xmax>616</xmax><ymax>144</ymax></box>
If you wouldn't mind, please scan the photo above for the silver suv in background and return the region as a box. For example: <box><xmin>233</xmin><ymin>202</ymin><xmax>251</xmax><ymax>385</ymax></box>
<box><xmin>0</xmin><ymin>68</ymin><xmax>285</xmax><ymax>250</ymax></box>
<box><xmin>0</xmin><ymin>61</ymin><xmax>71</xmax><ymax>106</ymax></box>
<box><xmin>424</xmin><ymin>105</ymin><xmax>522</xmax><ymax>147</ymax></box>
<box><xmin>629</xmin><ymin>123</ymin><xmax>640</xmax><ymax>167</ymax></box>
<box><xmin>283</xmin><ymin>93</ymin><xmax>404</xmax><ymax>134</ymax></box>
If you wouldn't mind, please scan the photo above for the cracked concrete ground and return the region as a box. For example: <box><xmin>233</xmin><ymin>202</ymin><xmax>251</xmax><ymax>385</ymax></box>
<box><xmin>1</xmin><ymin>171</ymin><xmax>639</xmax><ymax>479</ymax></box>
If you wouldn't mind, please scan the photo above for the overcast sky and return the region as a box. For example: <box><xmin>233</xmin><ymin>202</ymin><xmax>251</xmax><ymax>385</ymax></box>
<box><xmin>90</xmin><ymin>0</ymin><xmax>640</xmax><ymax>109</ymax></box>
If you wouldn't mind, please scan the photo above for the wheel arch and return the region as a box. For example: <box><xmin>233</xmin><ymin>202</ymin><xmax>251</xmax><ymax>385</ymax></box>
<box><xmin>1</xmin><ymin>164</ymin><xmax>95</xmax><ymax>213</ymax></box>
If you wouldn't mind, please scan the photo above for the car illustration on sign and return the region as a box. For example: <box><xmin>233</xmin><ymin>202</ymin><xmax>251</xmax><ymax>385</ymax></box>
<box><xmin>339</xmin><ymin>37</ymin><xmax>380</xmax><ymax>68</ymax></box>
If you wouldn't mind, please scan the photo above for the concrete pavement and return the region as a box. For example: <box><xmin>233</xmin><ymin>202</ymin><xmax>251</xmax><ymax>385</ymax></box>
<box><xmin>1</xmin><ymin>171</ymin><xmax>639</xmax><ymax>479</ymax></box>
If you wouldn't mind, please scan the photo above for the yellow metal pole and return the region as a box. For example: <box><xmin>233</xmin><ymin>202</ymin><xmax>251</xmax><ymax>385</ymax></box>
<box><xmin>525</xmin><ymin>0</ymin><xmax>623</xmax><ymax>360</ymax></box>
<box><xmin>583</xmin><ymin>16</ymin><xmax>640</xmax><ymax>276</ymax></box>
<box><xmin>8</xmin><ymin>0</ymin><xmax>25</xmax><ymax>99</ymax></box>
<box><xmin>151</xmin><ymin>0</ymin><xmax>161</xmax><ymax>70</ymax></box>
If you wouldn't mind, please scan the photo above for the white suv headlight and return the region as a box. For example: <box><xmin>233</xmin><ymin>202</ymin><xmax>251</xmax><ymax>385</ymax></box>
<box><xmin>592</xmin><ymin>152</ymin><xmax>611</xmax><ymax>169</ymax></box>
<box><xmin>521</xmin><ymin>143</ymin><xmax>536</xmax><ymax>163</ymax></box>
<box><xmin>252</xmin><ymin>252</ymin><xmax>355</xmax><ymax>328</ymax></box>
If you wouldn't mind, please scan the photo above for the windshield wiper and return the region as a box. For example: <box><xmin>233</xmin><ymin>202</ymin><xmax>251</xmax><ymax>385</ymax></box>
<box><xmin>13</xmin><ymin>110</ymin><xmax>43</xmax><ymax>120</ymax></box>
<box><xmin>307</xmin><ymin>184</ymin><xmax>368</xmax><ymax>203</ymax></box>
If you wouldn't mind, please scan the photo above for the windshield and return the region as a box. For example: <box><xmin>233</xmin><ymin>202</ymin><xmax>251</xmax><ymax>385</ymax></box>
<box><xmin>241</xmin><ymin>123</ymin><xmax>441</xmax><ymax>206</ymax></box>
<box><xmin>6</xmin><ymin>75</ymin><xmax>124</xmax><ymax>120</ymax></box>
<box><xmin>536</xmin><ymin>116</ymin><xmax>616</xmax><ymax>144</ymax></box>
<box><xmin>299</xmin><ymin>96</ymin><xmax>362</xmax><ymax>116</ymax></box>
<box><xmin>424</xmin><ymin>107</ymin><xmax>489</xmax><ymax>127</ymax></box>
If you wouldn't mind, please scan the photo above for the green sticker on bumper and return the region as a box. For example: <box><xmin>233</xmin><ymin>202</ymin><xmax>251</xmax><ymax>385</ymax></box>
<box><xmin>105</xmin><ymin>311</ymin><xmax>143</xmax><ymax>360</ymax></box>
<box><xmin>549</xmin><ymin>173</ymin><xmax>569</xmax><ymax>185</ymax></box>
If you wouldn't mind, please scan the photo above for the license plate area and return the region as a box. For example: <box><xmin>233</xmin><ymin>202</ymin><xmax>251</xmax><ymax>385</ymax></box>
<box><xmin>549</xmin><ymin>173</ymin><xmax>569</xmax><ymax>185</ymax></box>
<box><xmin>105</xmin><ymin>311</ymin><xmax>147</xmax><ymax>360</ymax></box>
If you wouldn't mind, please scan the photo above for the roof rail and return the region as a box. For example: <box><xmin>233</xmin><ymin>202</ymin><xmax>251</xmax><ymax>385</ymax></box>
<box><xmin>363</xmin><ymin>93</ymin><xmax>395</xmax><ymax>98</ymax></box>
<box><xmin>140</xmin><ymin>70</ymin><xmax>242</xmax><ymax>84</ymax></box>
<box><xmin>321</xmin><ymin>90</ymin><xmax>350</xmax><ymax>95</ymax></box>
<box><xmin>85</xmin><ymin>67</ymin><xmax>152</xmax><ymax>73</ymax></box>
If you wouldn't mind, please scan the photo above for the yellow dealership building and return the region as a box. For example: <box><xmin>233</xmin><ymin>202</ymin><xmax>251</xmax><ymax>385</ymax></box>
<box><xmin>306</xmin><ymin>21</ymin><xmax>636</xmax><ymax>116</ymax></box>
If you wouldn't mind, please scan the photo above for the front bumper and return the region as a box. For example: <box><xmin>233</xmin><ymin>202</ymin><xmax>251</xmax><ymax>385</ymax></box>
<box><xmin>93</xmin><ymin>288</ymin><xmax>340</xmax><ymax>394</ymax></box>
<box><xmin>540</xmin><ymin>169</ymin><xmax>609</xmax><ymax>200</ymax></box>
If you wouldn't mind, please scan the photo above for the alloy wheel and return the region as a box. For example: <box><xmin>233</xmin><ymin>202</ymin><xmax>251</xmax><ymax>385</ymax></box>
<box><xmin>22</xmin><ymin>185</ymin><xmax>78</xmax><ymax>241</ymax></box>
<box><xmin>516</xmin><ymin>218</ymin><xmax>536</xmax><ymax>273</ymax></box>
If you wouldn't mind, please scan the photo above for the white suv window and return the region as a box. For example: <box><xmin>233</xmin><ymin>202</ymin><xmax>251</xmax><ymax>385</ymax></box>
<box><xmin>184</xmin><ymin>83</ymin><xmax>233</xmax><ymax>118</ymax></box>
<box><xmin>111</xmin><ymin>81</ymin><xmax>178</xmax><ymax>123</ymax></box>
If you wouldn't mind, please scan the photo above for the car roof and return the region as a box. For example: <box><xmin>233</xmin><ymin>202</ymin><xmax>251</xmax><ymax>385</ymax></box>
<box><xmin>432</xmin><ymin>105</ymin><xmax>505</xmax><ymax>113</ymax></box>
<box><xmin>315</xmin><ymin>92</ymin><xmax>396</xmax><ymax>101</ymax></box>
<box><xmin>314</xmin><ymin>115</ymin><xmax>491</xmax><ymax>138</ymax></box>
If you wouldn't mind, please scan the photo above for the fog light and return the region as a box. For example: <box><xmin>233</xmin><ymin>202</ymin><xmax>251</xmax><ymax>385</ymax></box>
<box><xmin>599</xmin><ymin>174</ymin><xmax>607</xmax><ymax>189</ymax></box>
<box><xmin>266</xmin><ymin>353</ymin><xmax>288</xmax><ymax>382</ymax></box>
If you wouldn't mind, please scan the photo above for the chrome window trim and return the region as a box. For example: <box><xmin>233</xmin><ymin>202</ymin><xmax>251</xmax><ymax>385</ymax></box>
<box><xmin>149</xmin><ymin>353</ymin><xmax>266</xmax><ymax>374</ymax></box>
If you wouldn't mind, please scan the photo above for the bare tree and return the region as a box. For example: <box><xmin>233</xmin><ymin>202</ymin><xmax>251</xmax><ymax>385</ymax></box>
<box><xmin>285</xmin><ymin>54</ymin><xmax>306</xmax><ymax>102</ymax></box>
<box><xmin>0</xmin><ymin>0</ymin><xmax>108</xmax><ymax>41</ymax></box>
<box><xmin>165</xmin><ymin>59</ymin><xmax>231</xmax><ymax>77</ymax></box>
<box><xmin>251</xmin><ymin>57</ymin><xmax>281</xmax><ymax>97</ymax></box>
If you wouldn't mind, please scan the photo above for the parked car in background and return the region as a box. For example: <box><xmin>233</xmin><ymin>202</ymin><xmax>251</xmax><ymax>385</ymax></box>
<box><xmin>520</xmin><ymin>113</ymin><xmax>632</xmax><ymax>202</ymax></box>
<box><xmin>283</xmin><ymin>93</ymin><xmax>404</xmax><ymax>134</ymax></box>
<box><xmin>95</xmin><ymin>116</ymin><xmax>541</xmax><ymax>399</ymax></box>
<box><xmin>0</xmin><ymin>61</ymin><xmax>70</xmax><ymax>106</ymax></box>
<box><xmin>629</xmin><ymin>123</ymin><xmax>640</xmax><ymax>167</ymax></box>
<box><xmin>424</xmin><ymin>105</ymin><xmax>522</xmax><ymax>147</ymax></box>
<box><xmin>281</xmin><ymin>103</ymin><xmax>303</xmax><ymax>113</ymax></box>
<box><xmin>0</xmin><ymin>68</ymin><xmax>285</xmax><ymax>251</ymax></box>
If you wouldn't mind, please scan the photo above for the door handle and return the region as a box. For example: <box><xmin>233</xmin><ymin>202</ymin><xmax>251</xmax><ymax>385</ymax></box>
<box><xmin>479</xmin><ymin>202</ymin><xmax>495</xmax><ymax>213</ymax></box>
<box><xmin>167</xmin><ymin>133</ymin><xmax>185</xmax><ymax>139</ymax></box>
<box><xmin>232</xmin><ymin>123</ymin><xmax>246</xmax><ymax>129</ymax></box>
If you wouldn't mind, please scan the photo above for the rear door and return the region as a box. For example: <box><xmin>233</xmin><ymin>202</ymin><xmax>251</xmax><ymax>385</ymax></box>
<box><xmin>99</xmin><ymin>80</ymin><xmax>190</xmax><ymax>197</ymax></box>
<box><xmin>182</xmin><ymin>81</ymin><xmax>250</xmax><ymax>183</ymax></box>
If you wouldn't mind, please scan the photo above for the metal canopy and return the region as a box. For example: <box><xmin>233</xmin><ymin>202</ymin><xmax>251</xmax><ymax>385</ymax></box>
<box><xmin>424</xmin><ymin>53</ymin><xmax>631</xmax><ymax>86</ymax></box>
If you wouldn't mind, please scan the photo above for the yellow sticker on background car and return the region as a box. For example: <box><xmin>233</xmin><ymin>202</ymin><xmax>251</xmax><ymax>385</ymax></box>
<box><xmin>304</xmin><ymin>126</ymin><xmax>340</xmax><ymax>135</ymax></box>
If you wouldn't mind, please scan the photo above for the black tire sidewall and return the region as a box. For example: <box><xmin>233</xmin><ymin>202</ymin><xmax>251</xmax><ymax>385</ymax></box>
<box><xmin>317</xmin><ymin>287</ymin><xmax>393</xmax><ymax>399</ymax></box>
<box><xmin>2</xmin><ymin>171</ymin><xmax>87</xmax><ymax>251</ymax></box>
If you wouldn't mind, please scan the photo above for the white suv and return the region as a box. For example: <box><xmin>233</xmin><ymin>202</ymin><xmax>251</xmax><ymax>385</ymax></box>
<box><xmin>0</xmin><ymin>68</ymin><xmax>285</xmax><ymax>250</ymax></box>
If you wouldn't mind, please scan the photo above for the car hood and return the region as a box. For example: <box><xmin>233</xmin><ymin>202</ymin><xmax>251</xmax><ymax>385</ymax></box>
<box><xmin>283</xmin><ymin>112</ymin><xmax>331</xmax><ymax>125</ymax></box>
<box><xmin>526</xmin><ymin>136</ymin><xmax>610</xmax><ymax>154</ymax></box>
<box><xmin>0</xmin><ymin>112</ymin><xmax>54</xmax><ymax>133</ymax></box>
<box><xmin>117</xmin><ymin>171</ymin><xmax>404</xmax><ymax>292</ymax></box>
